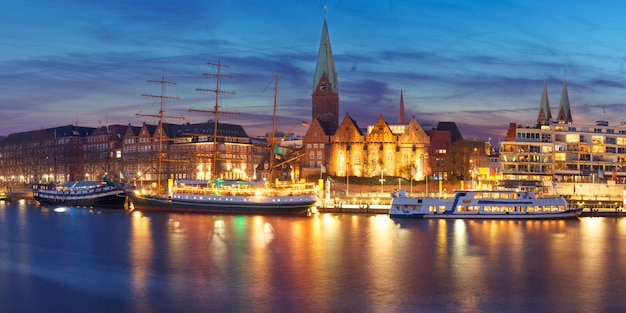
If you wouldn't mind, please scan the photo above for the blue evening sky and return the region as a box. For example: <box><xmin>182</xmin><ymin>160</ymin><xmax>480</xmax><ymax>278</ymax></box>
<box><xmin>2</xmin><ymin>0</ymin><xmax>626</xmax><ymax>142</ymax></box>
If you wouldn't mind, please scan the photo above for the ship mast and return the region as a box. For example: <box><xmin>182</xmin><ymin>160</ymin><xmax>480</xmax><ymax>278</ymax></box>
<box><xmin>137</xmin><ymin>74</ymin><xmax>184</xmax><ymax>195</ymax></box>
<box><xmin>191</xmin><ymin>59</ymin><xmax>239</xmax><ymax>181</ymax></box>
<box><xmin>268</xmin><ymin>73</ymin><xmax>278</xmax><ymax>186</ymax></box>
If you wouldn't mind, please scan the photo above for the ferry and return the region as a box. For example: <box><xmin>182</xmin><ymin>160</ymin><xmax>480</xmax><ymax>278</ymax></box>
<box><xmin>33</xmin><ymin>179</ymin><xmax>129</xmax><ymax>207</ymax></box>
<box><xmin>389</xmin><ymin>189</ymin><xmax>582</xmax><ymax>219</ymax></box>
<box><xmin>128</xmin><ymin>179</ymin><xmax>318</xmax><ymax>215</ymax></box>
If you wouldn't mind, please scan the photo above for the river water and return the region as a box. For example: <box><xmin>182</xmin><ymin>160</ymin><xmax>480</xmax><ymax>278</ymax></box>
<box><xmin>1</xmin><ymin>200</ymin><xmax>625</xmax><ymax>313</ymax></box>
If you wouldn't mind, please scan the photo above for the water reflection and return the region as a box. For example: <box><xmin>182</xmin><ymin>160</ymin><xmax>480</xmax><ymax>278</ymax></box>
<box><xmin>3</xmin><ymin>204</ymin><xmax>626</xmax><ymax>312</ymax></box>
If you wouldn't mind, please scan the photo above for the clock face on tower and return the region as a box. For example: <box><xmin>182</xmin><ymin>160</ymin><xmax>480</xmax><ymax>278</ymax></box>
<box><xmin>320</xmin><ymin>82</ymin><xmax>328</xmax><ymax>91</ymax></box>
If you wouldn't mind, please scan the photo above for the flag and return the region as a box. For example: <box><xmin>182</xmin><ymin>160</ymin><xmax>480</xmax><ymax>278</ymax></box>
<box><xmin>302</xmin><ymin>121</ymin><xmax>310</xmax><ymax>127</ymax></box>
<box><xmin>598</xmin><ymin>168</ymin><xmax>604</xmax><ymax>178</ymax></box>
<box><xmin>320</xmin><ymin>164</ymin><xmax>326</xmax><ymax>173</ymax></box>
<box><xmin>613</xmin><ymin>168</ymin><xmax>617</xmax><ymax>180</ymax></box>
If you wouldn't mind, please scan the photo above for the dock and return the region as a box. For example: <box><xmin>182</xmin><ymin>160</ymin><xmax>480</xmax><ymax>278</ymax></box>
<box><xmin>317</xmin><ymin>203</ymin><xmax>389</xmax><ymax>214</ymax></box>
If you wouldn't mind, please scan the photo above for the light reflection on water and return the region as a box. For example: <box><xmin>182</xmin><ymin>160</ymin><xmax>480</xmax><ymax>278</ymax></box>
<box><xmin>0</xmin><ymin>201</ymin><xmax>625</xmax><ymax>312</ymax></box>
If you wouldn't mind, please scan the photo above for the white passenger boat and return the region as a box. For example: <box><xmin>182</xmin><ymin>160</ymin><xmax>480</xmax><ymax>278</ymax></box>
<box><xmin>389</xmin><ymin>189</ymin><xmax>582</xmax><ymax>219</ymax></box>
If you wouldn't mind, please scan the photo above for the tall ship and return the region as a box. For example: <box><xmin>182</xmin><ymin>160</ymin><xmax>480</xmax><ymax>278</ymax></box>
<box><xmin>33</xmin><ymin>178</ymin><xmax>128</xmax><ymax>207</ymax></box>
<box><xmin>128</xmin><ymin>64</ymin><xmax>318</xmax><ymax>214</ymax></box>
<box><xmin>389</xmin><ymin>189</ymin><xmax>582</xmax><ymax>219</ymax></box>
<box><xmin>130</xmin><ymin>179</ymin><xmax>317</xmax><ymax>214</ymax></box>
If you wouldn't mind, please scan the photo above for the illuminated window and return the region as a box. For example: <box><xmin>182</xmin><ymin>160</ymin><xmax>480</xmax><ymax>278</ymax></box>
<box><xmin>566</xmin><ymin>134</ymin><xmax>579</xmax><ymax>143</ymax></box>
<box><xmin>592</xmin><ymin>136</ymin><xmax>604</xmax><ymax>144</ymax></box>
<box><xmin>592</xmin><ymin>145</ymin><xmax>605</xmax><ymax>153</ymax></box>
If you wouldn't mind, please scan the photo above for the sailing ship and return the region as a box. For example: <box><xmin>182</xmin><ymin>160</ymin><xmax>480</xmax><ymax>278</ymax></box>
<box><xmin>33</xmin><ymin>176</ymin><xmax>128</xmax><ymax>207</ymax></box>
<box><xmin>128</xmin><ymin>63</ymin><xmax>318</xmax><ymax>214</ymax></box>
<box><xmin>389</xmin><ymin>189</ymin><xmax>582</xmax><ymax>219</ymax></box>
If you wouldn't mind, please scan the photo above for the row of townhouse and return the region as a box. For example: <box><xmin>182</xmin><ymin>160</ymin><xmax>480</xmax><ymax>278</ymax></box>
<box><xmin>0</xmin><ymin>121</ymin><xmax>293</xmax><ymax>187</ymax></box>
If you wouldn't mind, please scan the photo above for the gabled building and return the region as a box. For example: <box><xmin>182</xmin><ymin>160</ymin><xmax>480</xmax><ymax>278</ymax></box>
<box><xmin>301</xmin><ymin>13</ymin><xmax>431</xmax><ymax>181</ymax></box>
<box><xmin>327</xmin><ymin>113</ymin><xmax>365</xmax><ymax>176</ymax></box>
<box><xmin>84</xmin><ymin>124</ymin><xmax>127</xmax><ymax>182</ymax></box>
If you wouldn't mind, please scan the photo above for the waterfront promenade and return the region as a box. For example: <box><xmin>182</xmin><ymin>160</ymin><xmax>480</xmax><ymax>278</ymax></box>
<box><xmin>4</xmin><ymin>179</ymin><xmax>626</xmax><ymax>216</ymax></box>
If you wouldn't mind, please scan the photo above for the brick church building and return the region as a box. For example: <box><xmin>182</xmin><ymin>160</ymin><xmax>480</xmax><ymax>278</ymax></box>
<box><xmin>301</xmin><ymin>13</ymin><xmax>430</xmax><ymax>182</ymax></box>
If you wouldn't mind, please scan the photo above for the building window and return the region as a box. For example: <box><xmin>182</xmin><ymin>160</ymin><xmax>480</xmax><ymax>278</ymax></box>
<box><xmin>309</xmin><ymin>151</ymin><xmax>314</xmax><ymax>159</ymax></box>
<box><xmin>317</xmin><ymin>151</ymin><xmax>322</xmax><ymax>159</ymax></box>
<box><xmin>338</xmin><ymin>151</ymin><xmax>345</xmax><ymax>175</ymax></box>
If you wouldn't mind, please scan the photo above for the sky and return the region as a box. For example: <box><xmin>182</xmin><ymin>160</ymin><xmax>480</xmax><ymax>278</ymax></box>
<box><xmin>2</xmin><ymin>0</ymin><xmax>626</xmax><ymax>143</ymax></box>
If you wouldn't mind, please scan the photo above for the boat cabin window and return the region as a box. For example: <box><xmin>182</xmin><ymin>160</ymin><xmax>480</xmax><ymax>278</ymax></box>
<box><xmin>482</xmin><ymin>192</ymin><xmax>491</xmax><ymax>199</ymax></box>
<box><xmin>438</xmin><ymin>205</ymin><xmax>446</xmax><ymax>212</ymax></box>
<box><xmin>484</xmin><ymin>206</ymin><xmax>491</xmax><ymax>212</ymax></box>
<box><xmin>492</xmin><ymin>193</ymin><xmax>500</xmax><ymax>199</ymax></box>
<box><xmin>474</xmin><ymin>193</ymin><xmax>482</xmax><ymax>199</ymax></box>
<box><xmin>428</xmin><ymin>205</ymin><xmax>436</xmax><ymax>212</ymax></box>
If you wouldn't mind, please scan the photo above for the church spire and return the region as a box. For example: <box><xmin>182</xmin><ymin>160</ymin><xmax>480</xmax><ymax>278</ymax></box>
<box><xmin>556</xmin><ymin>78</ymin><xmax>573</xmax><ymax>124</ymax></box>
<box><xmin>537</xmin><ymin>80</ymin><xmax>552</xmax><ymax>126</ymax></box>
<box><xmin>398</xmin><ymin>88</ymin><xmax>406</xmax><ymax>124</ymax></box>
<box><xmin>311</xmin><ymin>7</ymin><xmax>339</xmax><ymax>135</ymax></box>
<box><xmin>312</xmin><ymin>11</ymin><xmax>337</xmax><ymax>95</ymax></box>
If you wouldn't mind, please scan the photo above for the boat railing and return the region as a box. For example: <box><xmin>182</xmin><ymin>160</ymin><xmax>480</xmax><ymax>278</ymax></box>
<box><xmin>172</xmin><ymin>184</ymin><xmax>317</xmax><ymax>197</ymax></box>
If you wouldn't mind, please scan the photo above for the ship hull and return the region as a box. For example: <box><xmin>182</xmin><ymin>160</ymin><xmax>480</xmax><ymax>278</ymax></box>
<box><xmin>390</xmin><ymin>210</ymin><xmax>582</xmax><ymax>219</ymax></box>
<box><xmin>129</xmin><ymin>194</ymin><xmax>317</xmax><ymax>215</ymax></box>
<box><xmin>33</xmin><ymin>184</ymin><xmax>126</xmax><ymax>208</ymax></box>
<box><xmin>33</xmin><ymin>189</ymin><xmax>127</xmax><ymax>207</ymax></box>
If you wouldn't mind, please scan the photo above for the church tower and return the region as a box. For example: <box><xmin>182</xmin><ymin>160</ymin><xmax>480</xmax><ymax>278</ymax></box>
<box><xmin>398</xmin><ymin>88</ymin><xmax>406</xmax><ymax>124</ymax></box>
<box><xmin>312</xmin><ymin>10</ymin><xmax>339</xmax><ymax>135</ymax></box>
<box><xmin>537</xmin><ymin>80</ymin><xmax>552</xmax><ymax>126</ymax></box>
<box><xmin>556</xmin><ymin>79</ymin><xmax>573</xmax><ymax>124</ymax></box>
